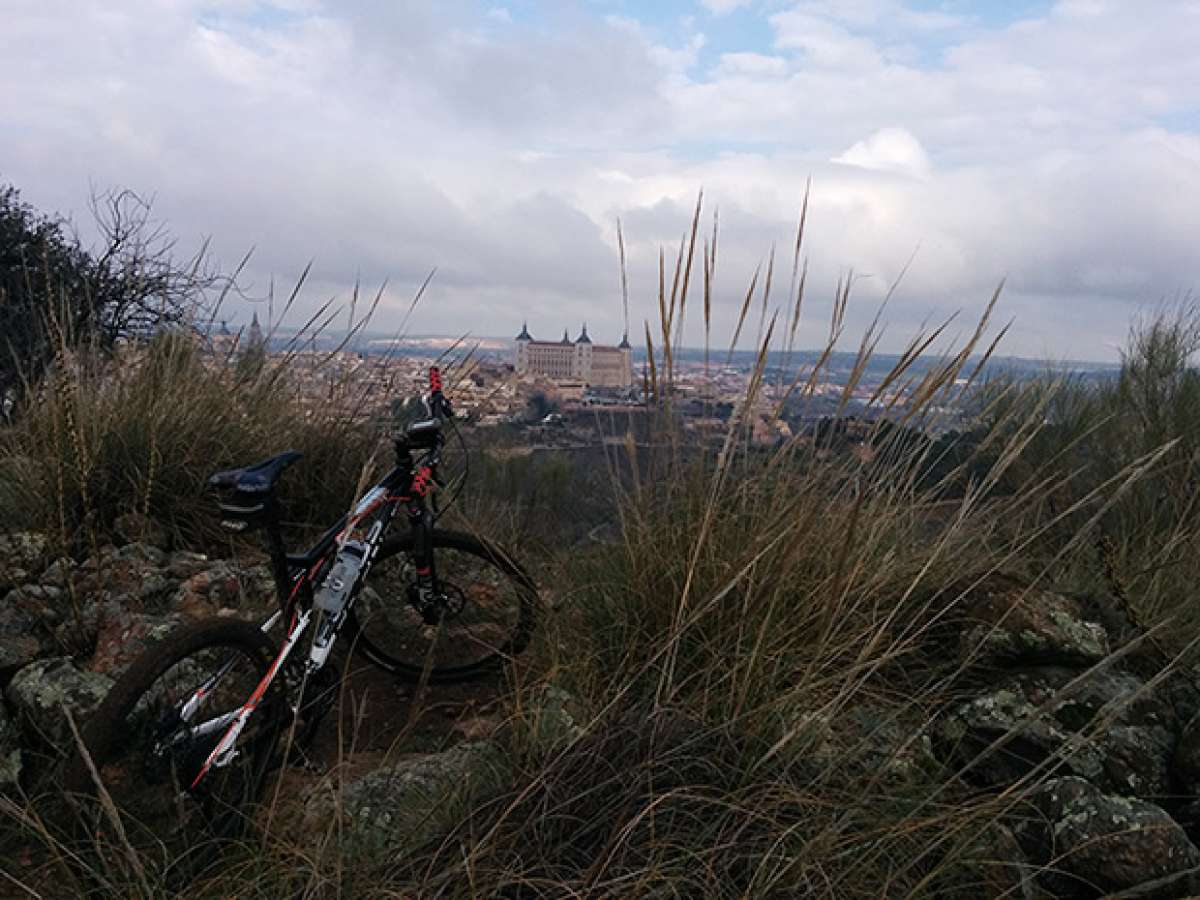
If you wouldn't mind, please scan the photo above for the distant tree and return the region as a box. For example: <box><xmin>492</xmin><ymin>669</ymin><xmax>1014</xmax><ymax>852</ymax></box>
<box><xmin>524</xmin><ymin>391</ymin><xmax>558</xmax><ymax>423</ymax></box>
<box><xmin>0</xmin><ymin>183</ymin><xmax>219</xmax><ymax>417</ymax></box>
<box><xmin>233</xmin><ymin>341</ymin><xmax>267</xmax><ymax>382</ymax></box>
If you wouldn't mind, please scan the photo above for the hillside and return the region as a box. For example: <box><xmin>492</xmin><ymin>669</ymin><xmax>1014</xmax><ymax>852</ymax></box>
<box><xmin>2</xmin><ymin>291</ymin><xmax>1200</xmax><ymax>899</ymax></box>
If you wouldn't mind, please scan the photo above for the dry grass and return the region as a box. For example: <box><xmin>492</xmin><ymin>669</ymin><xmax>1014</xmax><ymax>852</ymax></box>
<box><xmin>3</xmin><ymin>201</ymin><xmax>1197</xmax><ymax>898</ymax></box>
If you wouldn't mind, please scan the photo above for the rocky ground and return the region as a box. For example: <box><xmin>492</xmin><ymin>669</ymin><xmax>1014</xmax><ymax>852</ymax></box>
<box><xmin>4</xmin><ymin>525</ymin><xmax>1200</xmax><ymax>897</ymax></box>
<box><xmin>0</xmin><ymin>522</ymin><xmax>562</xmax><ymax>889</ymax></box>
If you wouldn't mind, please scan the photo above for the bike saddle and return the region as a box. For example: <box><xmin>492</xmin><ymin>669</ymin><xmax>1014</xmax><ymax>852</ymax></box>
<box><xmin>208</xmin><ymin>451</ymin><xmax>303</xmax><ymax>494</ymax></box>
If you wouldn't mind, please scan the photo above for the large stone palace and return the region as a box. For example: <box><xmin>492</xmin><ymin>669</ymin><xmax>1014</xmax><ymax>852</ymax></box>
<box><xmin>513</xmin><ymin>323</ymin><xmax>633</xmax><ymax>389</ymax></box>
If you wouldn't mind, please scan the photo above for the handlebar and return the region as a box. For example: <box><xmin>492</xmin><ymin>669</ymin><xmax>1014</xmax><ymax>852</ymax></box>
<box><xmin>427</xmin><ymin>366</ymin><xmax>452</xmax><ymax>420</ymax></box>
<box><xmin>397</xmin><ymin>367</ymin><xmax>452</xmax><ymax>452</ymax></box>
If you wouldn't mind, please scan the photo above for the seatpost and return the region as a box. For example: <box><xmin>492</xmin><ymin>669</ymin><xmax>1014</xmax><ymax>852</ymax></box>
<box><xmin>262</xmin><ymin>495</ymin><xmax>292</xmax><ymax>604</ymax></box>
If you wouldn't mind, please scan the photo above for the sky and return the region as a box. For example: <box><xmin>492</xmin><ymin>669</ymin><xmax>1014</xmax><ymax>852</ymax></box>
<box><xmin>3</xmin><ymin>0</ymin><xmax>1199</xmax><ymax>361</ymax></box>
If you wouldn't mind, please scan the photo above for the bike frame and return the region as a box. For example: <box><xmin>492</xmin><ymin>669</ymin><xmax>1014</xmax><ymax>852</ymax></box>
<box><xmin>179</xmin><ymin>369</ymin><xmax>451</xmax><ymax>790</ymax></box>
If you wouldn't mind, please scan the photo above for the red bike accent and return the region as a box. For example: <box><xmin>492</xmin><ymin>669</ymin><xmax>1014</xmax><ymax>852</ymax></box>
<box><xmin>410</xmin><ymin>465</ymin><xmax>434</xmax><ymax>498</ymax></box>
<box><xmin>429</xmin><ymin>366</ymin><xmax>443</xmax><ymax>393</ymax></box>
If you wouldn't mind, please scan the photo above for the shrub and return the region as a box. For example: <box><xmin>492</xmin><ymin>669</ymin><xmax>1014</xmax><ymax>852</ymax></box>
<box><xmin>0</xmin><ymin>329</ymin><xmax>380</xmax><ymax>555</ymax></box>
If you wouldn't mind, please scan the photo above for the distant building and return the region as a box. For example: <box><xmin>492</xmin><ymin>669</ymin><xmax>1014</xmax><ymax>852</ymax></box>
<box><xmin>513</xmin><ymin>323</ymin><xmax>632</xmax><ymax>389</ymax></box>
<box><xmin>247</xmin><ymin>311</ymin><xmax>265</xmax><ymax>350</ymax></box>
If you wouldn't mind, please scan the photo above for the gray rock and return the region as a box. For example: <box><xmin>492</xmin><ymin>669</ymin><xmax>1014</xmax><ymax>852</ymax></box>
<box><xmin>6</xmin><ymin>657</ymin><xmax>113</xmax><ymax>748</ymax></box>
<box><xmin>5</xmin><ymin>584</ymin><xmax>65</xmax><ymax>618</ymax></box>
<box><xmin>303</xmin><ymin>741</ymin><xmax>512</xmax><ymax>855</ymax></box>
<box><xmin>778</xmin><ymin>705</ymin><xmax>936</xmax><ymax>783</ymax></box>
<box><xmin>131</xmin><ymin>570</ymin><xmax>175</xmax><ymax>607</ymax></box>
<box><xmin>0</xmin><ymin>533</ymin><xmax>48</xmax><ymax>588</ymax></box>
<box><xmin>75</xmin><ymin>544</ymin><xmax>171</xmax><ymax>608</ymax></box>
<box><xmin>169</xmin><ymin>561</ymin><xmax>243</xmax><ymax>615</ymax></box>
<box><xmin>0</xmin><ymin>635</ymin><xmax>43</xmax><ymax>677</ymax></box>
<box><xmin>112</xmin><ymin>541</ymin><xmax>167</xmax><ymax>569</ymax></box>
<box><xmin>79</xmin><ymin>545</ymin><xmax>119</xmax><ymax>572</ymax></box>
<box><xmin>840</xmin><ymin>706</ymin><xmax>937</xmax><ymax>782</ymax></box>
<box><xmin>936</xmin><ymin>668</ymin><xmax>1175</xmax><ymax>796</ymax></box>
<box><xmin>238</xmin><ymin>563</ymin><xmax>277</xmax><ymax>608</ymax></box>
<box><xmin>165</xmin><ymin>550</ymin><xmax>209</xmax><ymax>580</ymax></box>
<box><xmin>958</xmin><ymin>577</ymin><xmax>1109</xmax><ymax>669</ymax></box>
<box><xmin>1017</xmin><ymin>777</ymin><xmax>1200</xmax><ymax>897</ymax></box>
<box><xmin>521</xmin><ymin>684</ymin><xmax>586</xmax><ymax>750</ymax></box>
<box><xmin>0</xmin><ymin>584</ymin><xmax>63</xmax><ymax>674</ymax></box>
<box><xmin>0</xmin><ymin>703</ymin><xmax>23</xmax><ymax>789</ymax></box>
<box><xmin>87</xmin><ymin>606</ymin><xmax>186</xmax><ymax>679</ymax></box>
<box><xmin>39</xmin><ymin>557</ymin><xmax>74</xmax><ymax>589</ymax></box>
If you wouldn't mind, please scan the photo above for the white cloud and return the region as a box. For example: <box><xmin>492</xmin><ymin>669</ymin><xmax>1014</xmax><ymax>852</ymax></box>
<box><xmin>1</xmin><ymin>0</ymin><xmax>1198</xmax><ymax>359</ymax></box>
<box><xmin>712</xmin><ymin>51</ymin><xmax>788</xmax><ymax>78</ymax></box>
<box><xmin>700</xmin><ymin>0</ymin><xmax>752</xmax><ymax>15</ymax></box>
<box><xmin>833</xmin><ymin>128</ymin><xmax>932</xmax><ymax>178</ymax></box>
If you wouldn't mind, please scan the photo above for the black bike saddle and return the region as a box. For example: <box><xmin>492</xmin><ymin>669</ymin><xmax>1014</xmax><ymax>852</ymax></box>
<box><xmin>208</xmin><ymin>451</ymin><xmax>303</xmax><ymax>494</ymax></box>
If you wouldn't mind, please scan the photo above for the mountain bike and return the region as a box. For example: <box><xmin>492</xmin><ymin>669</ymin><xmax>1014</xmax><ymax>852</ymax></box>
<box><xmin>64</xmin><ymin>366</ymin><xmax>537</xmax><ymax>881</ymax></box>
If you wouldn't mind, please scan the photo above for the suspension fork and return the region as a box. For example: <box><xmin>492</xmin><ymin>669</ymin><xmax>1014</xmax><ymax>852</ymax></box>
<box><xmin>410</xmin><ymin>503</ymin><xmax>436</xmax><ymax>586</ymax></box>
<box><xmin>407</xmin><ymin>501</ymin><xmax>442</xmax><ymax>623</ymax></box>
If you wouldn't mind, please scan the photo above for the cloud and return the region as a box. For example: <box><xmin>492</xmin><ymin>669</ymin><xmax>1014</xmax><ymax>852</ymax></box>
<box><xmin>833</xmin><ymin>128</ymin><xmax>932</xmax><ymax>177</ymax></box>
<box><xmin>1</xmin><ymin>0</ymin><xmax>1198</xmax><ymax>359</ymax></box>
<box><xmin>700</xmin><ymin>0</ymin><xmax>752</xmax><ymax>15</ymax></box>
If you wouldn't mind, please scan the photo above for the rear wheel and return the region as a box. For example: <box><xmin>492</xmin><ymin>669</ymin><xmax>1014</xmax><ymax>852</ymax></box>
<box><xmin>347</xmin><ymin>528</ymin><xmax>536</xmax><ymax>682</ymax></box>
<box><xmin>65</xmin><ymin>618</ymin><xmax>284</xmax><ymax>884</ymax></box>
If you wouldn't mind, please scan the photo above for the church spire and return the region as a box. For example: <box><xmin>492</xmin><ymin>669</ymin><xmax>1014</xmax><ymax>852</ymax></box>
<box><xmin>247</xmin><ymin>311</ymin><xmax>264</xmax><ymax>347</ymax></box>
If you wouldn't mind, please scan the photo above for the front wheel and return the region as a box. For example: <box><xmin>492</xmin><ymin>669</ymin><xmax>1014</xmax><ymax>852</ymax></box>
<box><xmin>347</xmin><ymin>528</ymin><xmax>537</xmax><ymax>682</ymax></box>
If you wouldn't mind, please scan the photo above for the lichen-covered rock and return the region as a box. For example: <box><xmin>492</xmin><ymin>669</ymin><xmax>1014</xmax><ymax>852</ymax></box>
<box><xmin>303</xmin><ymin>741</ymin><xmax>512</xmax><ymax>855</ymax></box>
<box><xmin>839</xmin><ymin>706</ymin><xmax>937</xmax><ymax>781</ymax></box>
<box><xmin>6</xmin><ymin>657</ymin><xmax>113</xmax><ymax>748</ymax></box>
<box><xmin>0</xmin><ymin>584</ymin><xmax>64</xmax><ymax>675</ymax></box>
<box><xmin>38</xmin><ymin>557</ymin><xmax>74</xmax><ymax>589</ymax></box>
<box><xmin>75</xmin><ymin>544</ymin><xmax>170</xmax><ymax>607</ymax></box>
<box><xmin>521</xmin><ymin>684</ymin><xmax>586</xmax><ymax>750</ymax></box>
<box><xmin>165</xmin><ymin>550</ymin><xmax>210</xmax><ymax>580</ymax></box>
<box><xmin>169</xmin><ymin>561</ymin><xmax>249</xmax><ymax>616</ymax></box>
<box><xmin>958</xmin><ymin>576</ymin><xmax>1109</xmax><ymax>669</ymax></box>
<box><xmin>0</xmin><ymin>533</ymin><xmax>48</xmax><ymax>591</ymax></box>
<box><xmin>0</xmin><ymin>703</ymin><xmax>23</xmax><ymax>789</ymax></box>
<box><xmin>112</xmin><ymin>541</ymin><xmax>167</xmax><ymax>569</ymax></box>
<box><xmin>1017</xmin><ymin>777</ymin><xmax>1200</xmax><ymax>897</ymax></box>
<box><xmin>78</xmin><ymin>545</ymin><xmax>119</xmax><ymax>572</ymax></box>
<box><xmin>778</xmin><ymin>705</ymin><xmax>937</xmax><ymax>783</ymax></box>
<box><xmin>88</xmin><ymin>608</ymin><xmax>186</xmax><ymax>678</ymax></box>
<box><xmin>935</xmin><ymin>667</ymin><xmax>1175</xmax><ymax>796</ymax></box>
<box><xmin>0</xmin><ymin>622</ymin><xmax>46</xmax><ymax>675</ymax></box>
<box><xmin>238</xmin><ymin>563</ymin><xmax>278</xmax><ymax>608</ymax></box>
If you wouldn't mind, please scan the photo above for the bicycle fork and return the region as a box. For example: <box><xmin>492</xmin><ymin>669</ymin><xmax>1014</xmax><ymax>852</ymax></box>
<box><xmin>408</xmin><ymin>505</ymin><xmax>443</xmax><ymax>624</ymax></box>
